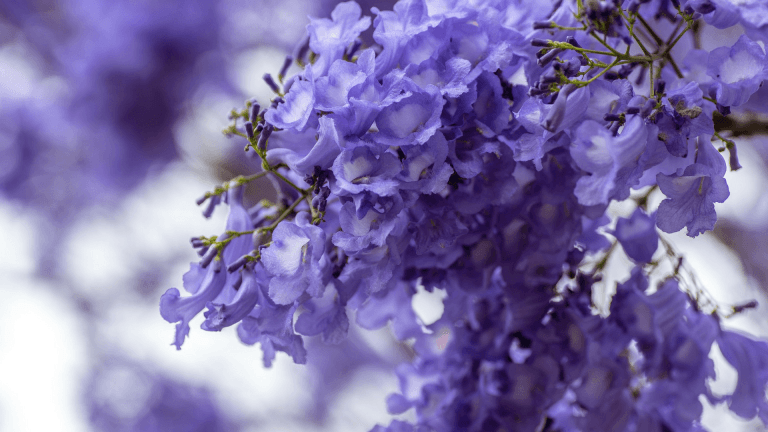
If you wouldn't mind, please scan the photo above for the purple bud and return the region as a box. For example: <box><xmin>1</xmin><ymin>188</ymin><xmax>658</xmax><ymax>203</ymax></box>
<box><xmin>252</xmin><ymin>230</ymin><xmax>267</xmax><ymax>248</ymax></box>
<box><xmin>257</xmin><ymin>124</ymin><xmax>274</xmax><ymax>151</ymax></box>
<box><xmin>564</xmin><ymin>59</ymin><xmax>581</xmax><ymax>76</ymax></box>
<box><xmin>626</xmin><ymin>106</ymin><xmax>640</xmax><ymax>114</ymax></box>
<box><xmin>533</xmin><ymin>21</ymin><xmax>553</xmax><ymax>30</ymax></box>
<box><xmin>249</xmin><ymin>103</ymin><xmax>261</xmax><ymax>123</ymax></box>
<box><xmin>263</xmin><ymin>73</ymin><xmax>281</xmax><ymax>94</ymax></box>
<box><xmin>293</xmin><ymin>36</ymin><xmax>310</xmax><ymax>63</ymax></box>
<box><xmin>227</xmin><ymin>254</ymin><xmax>251</xmax><ymax>273</ymax></box>
<box><xmin>627</xmin><ymin>0</ymin><xmax>640</xmax><ymax>14</ymax></box>
<box><xmin>537</xmin><ymin>48</ymin><xmax>563</xmax><ymax>66</ymax></box>
<box><xmin>278</xmin><ymin>56</ymin><xmax>293</xmax><ymax>80</ymax></box>
<box><xmin>609</xmin><ymin>121</ymin><xmax>621</xmax><ymax>135</ymax></box>
<box><xmin>640</xmin><ymin>99</ymin><xmax>656</xmax><ymax>117</ymax></box>
<box><xmin>670</xmin><ymin>0</ymin><xmax>680</xmax><ymax>9</ymax></box>
<box><xmin>197</xmin><ymin>245</ymin><xmax>210</xmax><ymax>257</ymax></box>
<box><xmin>202</xmin><ymin>194</ymin><xmax>221</xmax><ymax>219</ymax></box>
<box><xmin>604</xmin><ymin>113</ymin><xmax>622</xmax><ymax>122</ymax></box>
<box><xmin>317</xmin><ymin>200</ymin><xmax>327</xmax><ymax>213</ymax></box>
<box><xmin>271</xmin><ymin>97</ymin><xmax>284</xmax><ymax>109</ymax></box>
<box><xmin>195</xmin><ymin>194</ymin><xmax>209</xmax><ymax>206</ymax></box>
<box><xmin>694</xmin><ymin>0</ymin><xmax>716</xmax><ymax>14</ymax></box>
<box><xmin>200</xmin><ymin>246</ymin><xmax>218</xmax><ymax>268</ymax></box>
<box><xmin>531</xmin><ymin>38</ymin><xmax>551</xmax><ymax>47</ymax></box>
<box><xmin>190</xmin><ymin>237</ymin><xmax>205</xmax><ymax>248</ymax></box>
<box><xmin>733</xmin><ymin>300</ymin><xmax>758</xmax><ymax>314</ymax></box>
<box><xmin>539</xmin><ymin>73</ymin><xmax>559</xmax><ymax>84</ymax></box>
<box><xmin>565</xmin><ymin>36</ymin><xmax>581</xmax><ymax>48</ymax></box>
<box><xmin>245</xmin><ymin>122</ymin><xmax>254</xmax><ymax>140</ymax></box>
<box><xmin>654</xmin><ymin>79</ymin><xmax>666</xmax><ymax>95</ymax></box>
<box><xmin>258</xmin><ymin>109</ymin><xmax>268</xmax><ymax>125</ymax></box>
<box><xmin>727</xmin><ymin>143</ymin><xmax>742</xmax><ymax>171</ymax></box>
<box><xmin>255</xmin><ymin>123</ymin><xmax>264</xmax><ymax>133</ymax></box>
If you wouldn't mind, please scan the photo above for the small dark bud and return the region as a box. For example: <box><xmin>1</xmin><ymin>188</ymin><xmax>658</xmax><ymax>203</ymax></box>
<box><xmin>537</xmin><ymin>48</ymin><xmax>563</xmax><ymax>66</ymax></box>
<box><xmin>227</xmin><ymin>254</ymin><xmax>251</xmax><ymax>273</ymax></box>
<box><xmin>195</xmin><ymin>194</ymin><xmax>209</xmax><ymax>206</ymax></box>
<box><xmin>609</xmin><ymin>121</ymin><xmax>621</xmax><ymax>136</ymax></box>
<box><xmin>257</xmin><ymin>124</ymin><xmax>274</xmax><ymax>151</ymax></box>
<box><xmin>654</xmin><ymin>79</ymin><xmax>666</xmax><ymax>95</ymax></box>
<box><xmin>727</xmin><ymin>142</ymin><xmax>742</xmax><ymax>171</ymax></box>
<box><xmin>200</xmin><ymin>246</ymin><xmax>218</xmax><ymax>268</ymax></box>
<box><xmin>270</xmin><ymin>97</ymin><xmax>284</xmax><ymax>109</ymax></box>
<box><xmin>604</xmin><ymin>113</ymin><xmax>622</xmax><ymax>122</ymax></box>
<box><xmin>565</xmin><ymin>36</ymin><xmax>581</xmax><ymax>48</ymax></box>
<box><xmin>245</xmin><ymin>122</ymin><xmax>254</xmax><ymax>140</ymax></box>
<box><xmin>626</xmin><ymin>106</ymin><xmax>640</xmax><ymax>114</ymax></box>
<box><xmin>202</xmin><ymin>194</ymin><xmax>221</xmax><ymax>219</ymax></box>
<box><xmin>733</xmin><ymin>300</ymin><xmax>758</xmax><ymax>314</ymax></box>
<box><xmin>539</xmin><ymin>73</ymin><xmax>559</xmax><ymax>84</ymax></box>
<box><xmin>278</xmin><ymin>56</ymin><xmax>293</xmax><ymax>81</ymax></box>
<box><xmin>641</xmin><ymin>99</ymin><xmax>656</xmax><ymax>117</ymax></box>
<box><xmin>252</xmin><ymin>230</ymin><xmax>268</xmax><ymax>248</ymax></box>
<box><xmin>263</xmin><ymin>73</ymin><xmax>281</xmax><ymax>94</ymax></box>
<box><xmin>293</xmin><ymin>36</ymin><xmax>310</xmax><ymax>63</ymax></box>
<box><xmin>694</xmin><ymin>0</ymin><xmax>716</xmax><ymax>14</ymax></box>
<box><xmin>531</xmin><ymin>38</ymin><xmax>551</xmax><ymax>47</ymax></box>
<box><xmin>533</xmin><ymin>21</ymin><xmax>553</xmax><ymax>30</ymax></box>
<box><xmin>249</xmin><ymin>103</ymin><xmax>261</xmax><ymax>123</ymax></box>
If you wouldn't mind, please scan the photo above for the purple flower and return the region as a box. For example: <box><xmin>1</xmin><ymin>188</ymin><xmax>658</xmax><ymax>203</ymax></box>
<box><xmin>264</xmin><ymin>67</ymin><xmax>315</xmax><ymax>132</ymax></box>
<box><xmin>160</xmin><ymin>185</ymin><xmax>253</xmax><ymax>349</ymax></box>
<box><xmin>307</xmin><ymin>1</ymin><xmax>371</xmax><ymax>77</ymax></box>
<box><xmin>656</xmin><ymin>138</ymin><xmax>729</xmax><ymax>237</ymax></box>
<box><xmin>571</xmin><ymin>116</ymin><xmax>648</xmax><ymax>206</ymax></box>
<box><xmin>261</xmin><ymin>211</ymin><xmax>329</xmax><ymax>304</ymax></box>
<box><xmin>717</xmin><ymin>329</ymin><xmax>768</xmax><ymax>424</ymax></box>
<box><xmin>707</xmin><ymin>34</ymin><xmax>768</xmax><ymax>107</ymax></box>
<box><xmin>612</xmin><ymin>208</ymin><xmax>659</xmax><ymax>263</ymax></box>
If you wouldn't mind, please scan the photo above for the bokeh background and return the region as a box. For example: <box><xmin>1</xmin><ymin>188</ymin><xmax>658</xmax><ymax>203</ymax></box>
<box><xmin>1</xmin><ymin>1</ymin><xmax>767</xmax><ymax>431</ymax></box>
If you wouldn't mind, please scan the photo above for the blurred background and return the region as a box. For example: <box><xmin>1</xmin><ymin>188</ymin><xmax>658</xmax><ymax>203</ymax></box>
<box><xmin>1</xmin><ymin>1</ymin><xmax>767</xmax><ymax>431</ymax></box>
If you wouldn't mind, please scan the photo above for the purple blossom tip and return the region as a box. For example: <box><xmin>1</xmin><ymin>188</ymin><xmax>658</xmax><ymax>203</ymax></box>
<box><xmin>244</xmin><ymin>121</ymin><xmax>254</xmax><ymax>140</ymax></box>
<box><xmin>263</xmin><ymin>73</ymin><xmax>281</xmax><ymax>94</ymax></box>
<box><xmin>279</xmin><ymin>56</ymin><xmax>293</xmax><ymax>80</ymax></box>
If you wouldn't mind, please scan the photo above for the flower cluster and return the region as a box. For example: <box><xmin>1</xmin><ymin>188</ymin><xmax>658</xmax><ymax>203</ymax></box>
<box><xmin>163</xmin><ymin>0</ymin><xmax>768</xmax><ymax>430</ymax></box>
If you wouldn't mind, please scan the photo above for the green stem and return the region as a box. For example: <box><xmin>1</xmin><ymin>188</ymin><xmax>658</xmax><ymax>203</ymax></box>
<box><xmin>271</xmin><ymin>170</ymin><xmax>309</xmax><ymax>194</ymax></box>
<box><xmin>264</xmin><ymin>193</ymin><xmax>310</xmax><ymax>232</ymax></box>
<box><xmin>571</xmin><ymin>58</ymin><xmax>623</xmax><ymax>87</ymax></box>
